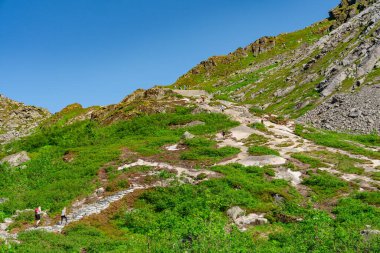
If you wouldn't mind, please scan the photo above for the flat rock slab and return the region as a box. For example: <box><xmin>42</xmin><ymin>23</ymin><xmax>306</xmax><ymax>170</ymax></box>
<box><xmin>230</xmin><ymin>125</ymin><xmax>255</xmax><ymax>140</ymax></box>
<box><xmin>237</xmin><ymin>155</ymin><xmax>286</xmax><ymax>167</ymax></box>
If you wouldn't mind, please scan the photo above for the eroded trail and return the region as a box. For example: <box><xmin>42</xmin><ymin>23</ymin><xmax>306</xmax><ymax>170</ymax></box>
<box><xmin>0</xmin><ymin>149</ymin><xmax>219</xmax><ymax>242</ymax></box>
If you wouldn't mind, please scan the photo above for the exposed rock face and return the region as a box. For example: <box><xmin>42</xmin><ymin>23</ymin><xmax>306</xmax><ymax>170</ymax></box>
<box><xmin>1</xmin><ymin>151</ymin><xmax>30</xmax><ymax>167</ymax></box>
<box><xmin>121</xmin><ymin>87</ymin><xmax>174</xmax><ymax>103</ymax></box>
<box><xmin>313</xmin><ymin>1</ymin><xmax>380</xmax><ymax>96</ymax></box>
<box><xmin>329</xmin><ymin>0</ymin><xmax>377</xmax><ymax>28</ymax></box>
<box><xmin>0</xmin><ymin>95</ymin><xmax>51</xmax><ymax>144</ymax></box>
<box><xmin>245</xmin><ymin>36</ymin><xmax>276</xmax><ymax>57</ymax></box>
<box><xmin>299</xmin><ymin>85</ymin><xmax>380</xmax><ymax>134</ymax></box>
<box><xmin>90</xmin><ymin>87</ymin><xmax>188</xmax><ymax>125</ymax></box>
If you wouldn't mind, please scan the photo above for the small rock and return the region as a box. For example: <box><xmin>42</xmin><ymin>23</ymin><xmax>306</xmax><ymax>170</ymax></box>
<box><xmin>227</xmin><ymin>206</ymin><xmax>245</xmax><ymax>221</ymax></box>
<box><xmin>0</xmin><ymin>198</ymin><xmax>9</xmax><ymax>204</ymax></box>
<box><xmin>95</xmin><ymin>187</ymin><xmax>105</xmax><ymax>196</ymax></box>
<box><xmin>361</xmin><ymin>225</ymin><xmax>380</xmax><ymax>239</ymax></box>
<box><xmin>1</xmin><ymin>151</ymin><xmax>30</xmax><ymax>167</ymax></box>
<box><xmin>182</xmin><ymin>131</ymin><xmax>195</xmax><ymax>140</ymax></box>
<box><xmin>184</xmin><ymin>121</ymin><xmax>205</xmax><ymax>127</ymax></box>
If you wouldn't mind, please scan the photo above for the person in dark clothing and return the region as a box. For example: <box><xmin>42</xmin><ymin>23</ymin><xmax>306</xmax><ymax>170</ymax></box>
<box><xmin>61</xmin><ymin>207</ymin><xmax>68</xmax><ymax>225</ymax></box>
<box><xmin>35</xmin><ymin>206</ymin><xmax>41</xmax><ymax>227</ymax></box>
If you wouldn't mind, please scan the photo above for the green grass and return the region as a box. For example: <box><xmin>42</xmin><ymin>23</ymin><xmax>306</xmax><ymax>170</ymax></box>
<box><xmin>11</xmin><ymin>163</ymin><xmax>294</xmax><ymax>252</ymax></box>
<box><xmin>249</xmin><ymin>122</ymin><xmax>267</xmax><ymax>132</ymax></box>
<box><xmin>295</xmin><ymin>125</ymin><xmax>380</xmax><ymax>159</ymax></box>
<box><xmin>303</xmin><ymin>170</ymin><xmax>350</xmax><ymax>201</ymax></box>
<box><xmin>245</xmin><ymin>133</ymin><xmax>269</xmax><ymax>146</ymax></box>
<box><xmin>248</xmin><ymin>146</ymin><xmax>280</xmax><ymax>156</ymax></box>
<box><xmin>354</xmin><ymin>191</ymin><xmax>380</xmax><ymax>206</ymax></box>
<box><xmin>181</xmin><ymin>137</ymin><xmax>240</xmax><ymax>162</ymax></box>
<box><xmin>294</xmin><ymin>150</ymin><xmax>365</xmax><ymax>175</ymax></box>
<box><xmin>0</xmin><ymin>109</ymin><xmax>238</xmax><ymax>216</ymax></box>
<box><xmin>11</xmin><ymin>164</ymin><xmax>380</xmax><ymax>252</ymax></box>
<box><xmin>291</xmin><ymin>153</ymin><xmax>327</xmax><ymax>168</ymax></box>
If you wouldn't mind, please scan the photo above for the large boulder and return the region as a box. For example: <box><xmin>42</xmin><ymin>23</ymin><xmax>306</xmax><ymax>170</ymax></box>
<box><xmin>1</xmin><ymin>151</ymin><xmax>30</xmax><ymax>167</ymax></box>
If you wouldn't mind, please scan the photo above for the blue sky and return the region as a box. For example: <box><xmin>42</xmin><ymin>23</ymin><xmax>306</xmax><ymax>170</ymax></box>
<box><xmin>0</xmin><ymin>0</ymin><xmax>339</xmax><ymax>112</ymax></box>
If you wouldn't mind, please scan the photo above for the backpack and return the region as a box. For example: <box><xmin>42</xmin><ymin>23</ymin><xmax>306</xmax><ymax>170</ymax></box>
<box><xmin>35</xmin><ymin>208</ymin><xmax>39</xmax><ymax>214</ymax></box>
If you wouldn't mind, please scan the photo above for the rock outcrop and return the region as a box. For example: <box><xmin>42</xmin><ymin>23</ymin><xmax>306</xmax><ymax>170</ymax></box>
<box><xmin>329</xmin><ymin>0</ymin><xmax>377</xmax><ymax>28</ymax></box>
<box><xmin>0</xmin><ymin>95</ymin><xmax>51</xmax><ymax>144</ymax></box>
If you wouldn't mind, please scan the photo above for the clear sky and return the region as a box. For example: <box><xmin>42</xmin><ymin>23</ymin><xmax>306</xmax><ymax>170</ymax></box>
<box><xmin>0</xmin><ymin>0</ymin><xmax>339</xmax><ymax>112</ymax></box>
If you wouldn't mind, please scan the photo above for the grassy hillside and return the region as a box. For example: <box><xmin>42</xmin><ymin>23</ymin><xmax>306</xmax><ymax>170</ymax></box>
<box><xmin>1</xmin><ymin>1</ymin><xmax>380</xmax><ymax>252</ymax></box>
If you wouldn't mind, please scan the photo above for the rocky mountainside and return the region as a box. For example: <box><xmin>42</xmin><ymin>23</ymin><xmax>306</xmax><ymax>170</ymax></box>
<box><xmin>1</xmin><ymin>1</ymin><xmax>380</xmax><ymax>252</ymax></box>
<box><xmin>0</xmin><ymin>94</ymin><xmax>51</xmax><ymax>144</ymax></box>
<box><xmin>170</xmin><ymin>0</ymin><xmax>380</xmax><ymax>134</ymax></box>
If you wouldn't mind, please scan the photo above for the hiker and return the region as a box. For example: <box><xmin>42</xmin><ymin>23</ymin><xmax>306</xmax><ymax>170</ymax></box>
<box><xmin>61</xmin><ymin>207</ymin><xmax>68</xmax><ymax>225</ymax></box>
<box><xmin>220</xmin><ymin>105</ymin><xmax>226</xmax><ymax>112</ymax></box>
<box><xmin>35</xmin><ymin>206</ymin><xmax>42</xmax><ymax>227</ymax></box>
<box><xmin>221</xmin><ymin>131</ymin><xmax>226</xmax><ymax>138</ymax></box>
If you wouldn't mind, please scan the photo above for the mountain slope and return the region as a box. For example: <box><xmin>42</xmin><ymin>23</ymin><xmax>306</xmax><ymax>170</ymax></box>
<box><xmin>1</xmin><ymin>1</ymin><xmax>380</xmax><ymax>252</ymax></box>
<box><xmin>170</xmin><ymin>0</ymin><xmax>380</xmax><ymax>133</ymax></box>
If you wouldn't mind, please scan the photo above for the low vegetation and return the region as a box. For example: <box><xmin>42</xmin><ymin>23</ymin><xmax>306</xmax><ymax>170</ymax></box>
<box><xmin>248</xmin><ymin>146</ymin><xmax>280</xmax><ymax>156</ymax></box>
<box><xmin>0</xmin><ymin>108</ymin><xmax>238</xmax><ymax>216</ymax></box>
<box><xmin>295</xmin><ymin>125</ymin><xmax>380</xmax><ymax>159</ymax></box>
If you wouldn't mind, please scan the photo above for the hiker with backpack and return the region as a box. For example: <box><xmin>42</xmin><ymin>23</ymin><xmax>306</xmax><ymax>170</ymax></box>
<box><xmin>35</xmin><ymin>206</ymin><xmax>42</xmax><ymax>227</ymax></box>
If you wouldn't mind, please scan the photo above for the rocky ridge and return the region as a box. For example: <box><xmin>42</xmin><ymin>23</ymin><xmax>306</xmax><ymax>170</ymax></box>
<box><xmin>0</xmin><ymin>95</ymin><xmax>51</xmax><ymax>144</ymax></box>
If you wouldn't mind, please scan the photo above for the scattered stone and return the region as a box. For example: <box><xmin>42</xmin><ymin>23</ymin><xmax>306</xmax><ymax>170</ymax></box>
<box><xmin>300</xmin><ymin>85</ymin><xmax>380</xmax><ymax>134</ymax></box>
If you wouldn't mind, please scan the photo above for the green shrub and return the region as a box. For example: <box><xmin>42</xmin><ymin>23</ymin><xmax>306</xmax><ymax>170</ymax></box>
<box><xmin>291</xmin><ymin>153</ymin><xmax>327</xmax><ymax>168</ymax></box>
<box><xmin>248</xmin><ymin>146</ymin><xmax>280</xmax><ymax>156</ymax></box>
<box><xmin>303</xmin><ymin>170</ymin><xmax>349</xmax><ymax>200</ymax></box>
<box><xmin>249</xmin><ymin>122</ymin><xmax>267</xmax><ymax>132</ymax></box>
